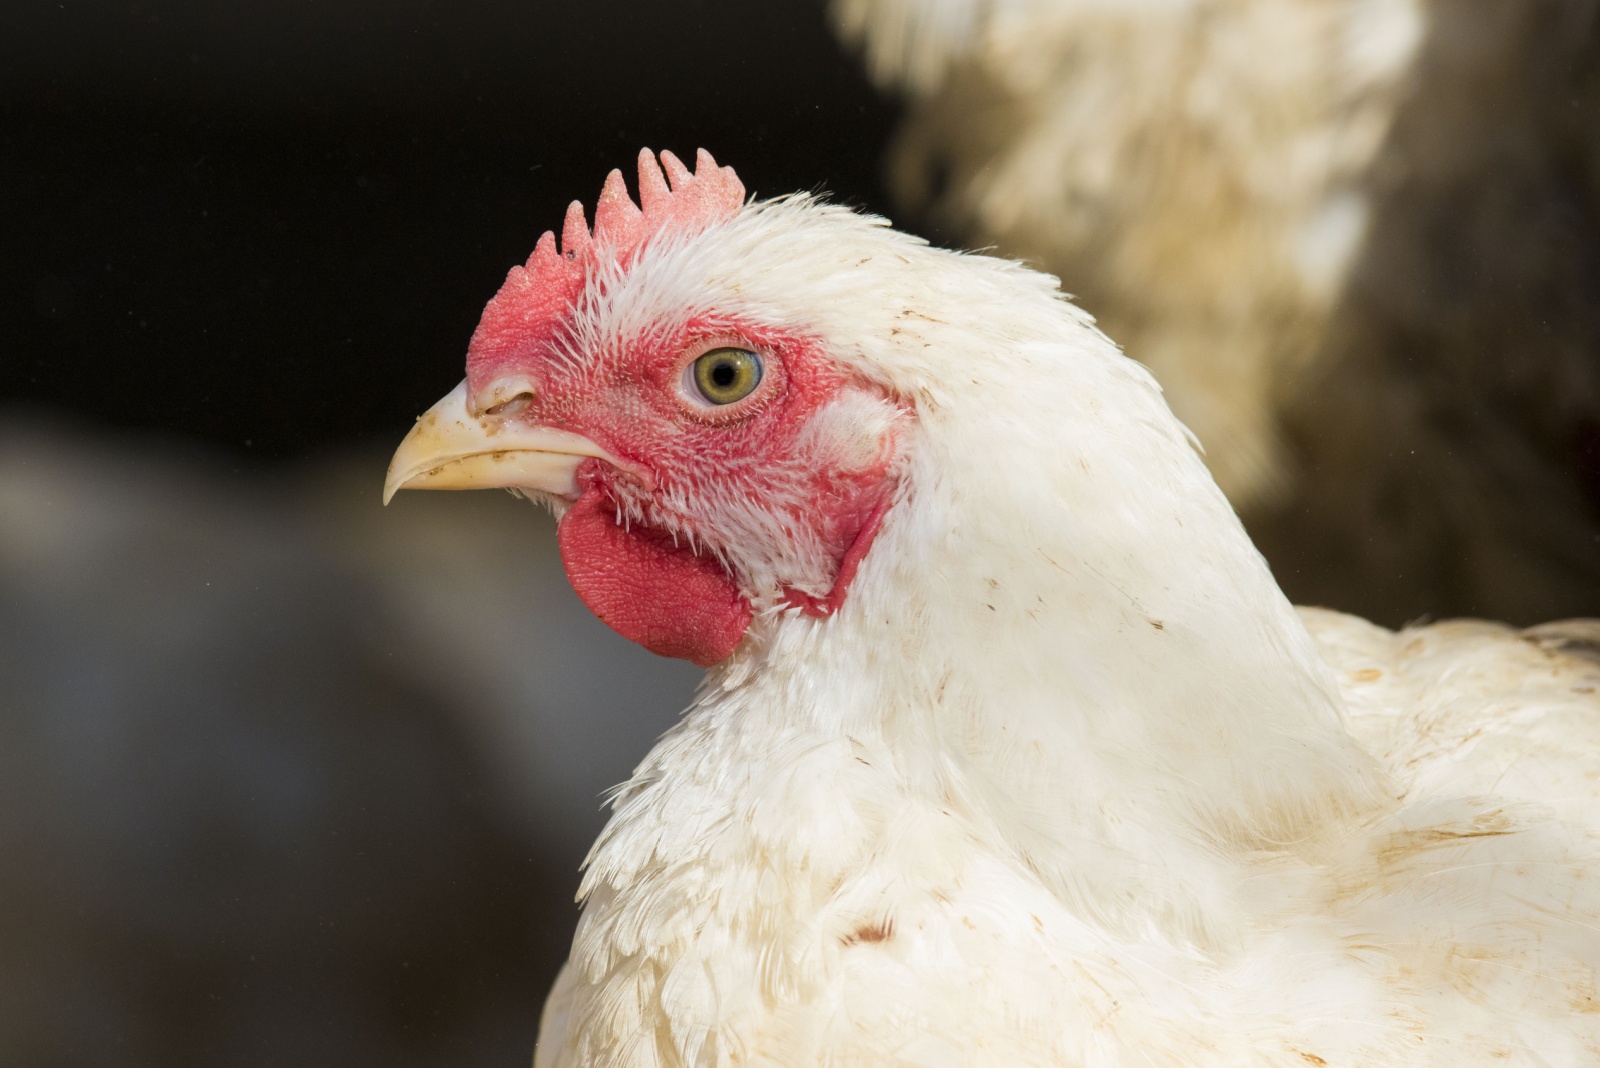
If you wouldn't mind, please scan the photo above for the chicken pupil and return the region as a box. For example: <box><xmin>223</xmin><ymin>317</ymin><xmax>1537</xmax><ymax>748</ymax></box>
<box><xmin>711</xmin><ymin>362</ymin><xmax>736</xmax><ymax>387</ymax></box>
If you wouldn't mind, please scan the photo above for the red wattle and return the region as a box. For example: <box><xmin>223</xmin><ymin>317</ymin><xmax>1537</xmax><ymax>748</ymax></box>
<box><xmin>556</xmin><ymin>487</ymin><xmax>753</xmax><ymax>667</ymax></box>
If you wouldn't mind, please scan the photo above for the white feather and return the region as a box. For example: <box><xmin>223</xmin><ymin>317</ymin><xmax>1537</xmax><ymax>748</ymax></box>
<box><xmin>830</xmin><ymin>0</ymin><xmax>1427</xmax><ymax>508</ymax></box>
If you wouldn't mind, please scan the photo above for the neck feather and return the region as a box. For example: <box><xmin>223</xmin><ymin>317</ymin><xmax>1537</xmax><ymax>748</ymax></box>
<box><xmin>587</xmin><ymin>266</ymin><xmax>1388</xmax><ymax>945</ymax></box>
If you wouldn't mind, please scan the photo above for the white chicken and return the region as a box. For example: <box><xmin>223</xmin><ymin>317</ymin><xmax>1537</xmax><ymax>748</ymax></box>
<box><xmin>388</xmin><ymin>150</ymin><xmax>1600</xmax><ymax>1067</ymax></box>
<box><xmin>831</xmin><ymin>0</ymin><xmax>1600</xmax><ymax>626</ymax></box>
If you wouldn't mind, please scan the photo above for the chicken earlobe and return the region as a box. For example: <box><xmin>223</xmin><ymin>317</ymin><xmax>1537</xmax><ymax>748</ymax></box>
<box><xmin>557</xmin><ymin>485</ymin><xmax>753</xmax><ymax>666</ymax></box>
<box><xmin>779</xmin><ymin>490</ymin><xmax>894</xmax><ymax>618</ymax></box>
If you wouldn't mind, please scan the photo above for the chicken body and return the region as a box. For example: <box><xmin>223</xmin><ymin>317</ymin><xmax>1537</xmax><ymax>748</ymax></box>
<box><xmin>540</xmin><ymin>610</ymin><xmax>1600</xmax><ymax>1067</ymax></box>
<box><xmin>389</xmin><ymin>153</ymin><xmax>1600</xmax><ymax>1066</ymax></box>
<box><xmin>833</xmin><ymin>0</ymin><xmax>1600</xmax><ymax>626</ymax></box>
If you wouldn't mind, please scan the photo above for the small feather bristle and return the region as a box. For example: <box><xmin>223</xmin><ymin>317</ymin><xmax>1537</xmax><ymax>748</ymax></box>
<box><xmin>466</xmin><ymin>149</ymin><xmax>745</xmax><ymax>382</ymax></box>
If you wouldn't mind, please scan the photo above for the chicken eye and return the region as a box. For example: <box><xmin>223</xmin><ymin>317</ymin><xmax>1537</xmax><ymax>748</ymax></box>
<box><xmin>688</xmin><ymin>347</ymin><xmax>763</xmax><ymax>406</ymax></box>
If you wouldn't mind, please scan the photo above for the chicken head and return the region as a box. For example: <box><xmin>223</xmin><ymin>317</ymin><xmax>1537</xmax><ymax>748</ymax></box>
<box><xmin>386</xmin><ymin>150</ymin><xmax>904</xmax><ymax>666</ymax></box>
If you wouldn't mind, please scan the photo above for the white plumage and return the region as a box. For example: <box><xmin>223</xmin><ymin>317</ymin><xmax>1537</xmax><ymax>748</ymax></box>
<box><xmin>832</xmin><ymin>0</ymin><xmax>1600</xmax><ymax>626</ymax></box>
<box><xmin>834</xmin><ymin>0</ymin><xmax>1427</xmax><ymax>506</ymax></box>
<box><xmin>456</xmin><ymin>190</ymin><xmax>1600</xmax><ymax>1066</ymax></box>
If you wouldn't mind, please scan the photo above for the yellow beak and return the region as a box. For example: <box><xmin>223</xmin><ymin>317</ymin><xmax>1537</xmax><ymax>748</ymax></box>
<box><xmin>383</xmin><ymin>380</ymin><xmax>617</xmax><ymax>505</ymax></box>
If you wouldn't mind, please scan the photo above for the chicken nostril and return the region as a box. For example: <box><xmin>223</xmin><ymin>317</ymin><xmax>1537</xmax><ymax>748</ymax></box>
<box><xmin>471</xmin><ymin>374</ymin><xmax>542</xmax><ymax>419</ymax></box>
<box><xmin>484</xmin><ymin>391</ymin><xmax>536</xmax><ymax>418</ymax></box>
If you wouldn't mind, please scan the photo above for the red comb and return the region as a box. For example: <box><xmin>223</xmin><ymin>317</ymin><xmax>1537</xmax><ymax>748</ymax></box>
<box><xmin>467</xmin><ymin>149</ymin><xmax>745</xmax><ymax>380</ymax></box>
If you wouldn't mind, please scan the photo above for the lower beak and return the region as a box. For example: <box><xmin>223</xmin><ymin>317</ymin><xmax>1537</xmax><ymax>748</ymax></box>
<box><xmin>383</xmin><ymin>380</ymin><xmax>615</xmax><ymax>504</ymax></box>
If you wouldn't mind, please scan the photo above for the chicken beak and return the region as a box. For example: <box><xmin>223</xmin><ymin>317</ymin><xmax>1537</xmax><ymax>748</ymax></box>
<box><xmin>383</xmin><ymin>379</ymin><xmax>615</xmax><ymax>505</ymax></box>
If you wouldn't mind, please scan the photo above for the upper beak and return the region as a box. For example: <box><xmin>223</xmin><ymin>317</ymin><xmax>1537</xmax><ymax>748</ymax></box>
<box><xmin>383</xmin><ymin>380</ymin><xmax>616</xmax><ymax>505</ymax></box>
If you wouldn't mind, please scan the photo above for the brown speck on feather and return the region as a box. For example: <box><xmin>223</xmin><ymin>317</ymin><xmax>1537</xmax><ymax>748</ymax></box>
<box><xmin>1375</xmin><ymin>810</ymin><xmax>1518</xmax><ymax>868</ymax></box>
<box><xmin>841</xmin><ymin>918</ymin><xmax>894</xmax><ymax>946</ymax></box>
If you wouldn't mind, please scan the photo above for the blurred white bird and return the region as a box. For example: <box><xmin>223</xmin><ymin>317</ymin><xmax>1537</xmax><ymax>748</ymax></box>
<box><xmin>389</xmin><ymin>150</ymin><xmax>1600</xmax><ymax>1067</ymax></box>
<box><xmin>833</xmin><ymin>0</ymin><xmax>1600</xmax><ymax>625</ymax></box>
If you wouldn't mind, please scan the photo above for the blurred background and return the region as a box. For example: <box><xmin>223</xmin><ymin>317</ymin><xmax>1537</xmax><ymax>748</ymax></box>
<box><xmin>2</xmin><ymin>0</ymin><xmax>1597</xmax><ymax>1065</ymax></box>
<box><xmin>3</xmin><ymin>1</ymin><xmax>893</xmax><ymax>1064</ymax></box>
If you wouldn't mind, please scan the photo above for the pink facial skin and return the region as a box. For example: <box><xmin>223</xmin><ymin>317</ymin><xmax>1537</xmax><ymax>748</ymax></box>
<box><xmin>469</xmin><ymin>315</ymin><xmax>900</xmax><ymax>666</ymax></box>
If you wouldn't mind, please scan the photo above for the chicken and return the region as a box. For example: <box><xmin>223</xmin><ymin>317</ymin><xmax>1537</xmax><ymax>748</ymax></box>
<box><xmin>387</xmin><ymin>150</ymin><xmax>1600</xmax><ymax>1067</ymax></box>
<box><xmin>830</xmin><ymin>0</ymin><xmax>1600</xmax><ymax>626</ymax></box>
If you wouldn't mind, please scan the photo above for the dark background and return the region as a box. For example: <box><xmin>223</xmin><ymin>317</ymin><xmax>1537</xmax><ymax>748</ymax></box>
<box><xmin>1</xmin><ymin>2</ymin><xmax>897</xmax><ymax>1065</ymax></box>
<box><xmin>3</xmin><ymin>0</ymin><xmax>900</xmax><ymax>459</ymax></box>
